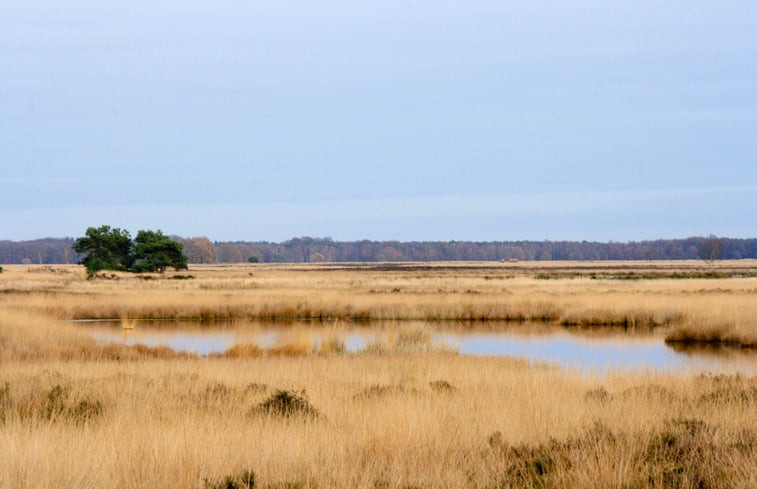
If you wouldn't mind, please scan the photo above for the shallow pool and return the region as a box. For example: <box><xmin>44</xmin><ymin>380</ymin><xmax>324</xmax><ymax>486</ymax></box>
<box><xmin>72</xmin><ymin>320</ymin><xmax>757</xmax><ymax>373</ymax></box>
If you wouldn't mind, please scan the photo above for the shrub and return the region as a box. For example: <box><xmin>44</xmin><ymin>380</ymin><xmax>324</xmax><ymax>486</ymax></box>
<box><xmin>487</xmin><ymin>419</ymin><xmax>752</xmax><ymax>489</ymax></box>
<box><xmin>70</xmin><ymin>399</ymin><xmax>104</xmax><ymax>423</ymax></box>
<box><xmin>429</xmin><ymin>379</ymin><xmax>457</xmax><ymax>393</ymax></box>
<box><xmin>584</xmin><ymin>386</ymin><xmax>611</xmax><ymax>403</ymax></box>
<box><xmin>7</xmin><ymin>385</ymin><xmax>104</xmax><ymax>423</ymax></box>
<box><xmin>251</xmin><ymin>390</ymin><xmax>320</xmax><ymax>418</ymax></box>
<box><xmin>205</xmin><ymin>470</ymin><xmax>256</xmax><ymax>489</ymax></box>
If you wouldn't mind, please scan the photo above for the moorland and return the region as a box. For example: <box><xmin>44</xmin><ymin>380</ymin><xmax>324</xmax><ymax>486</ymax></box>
<box><xmin>1</xmin><ymin>261</ymin><xmax>755</xmax><ymax>488</ymax></box>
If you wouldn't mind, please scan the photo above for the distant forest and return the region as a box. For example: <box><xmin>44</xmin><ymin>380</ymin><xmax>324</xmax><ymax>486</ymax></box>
<box><xmin>1</xmin><ymin>236</ymin><xmax>756</xmax><ymax>264</ymax></box>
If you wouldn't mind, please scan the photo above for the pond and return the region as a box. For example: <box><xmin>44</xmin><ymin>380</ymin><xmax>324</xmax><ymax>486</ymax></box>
<box><xmin>71</xmin><ymin>320</ymin><xmax>757</xmax><ymax>373</ymax></box>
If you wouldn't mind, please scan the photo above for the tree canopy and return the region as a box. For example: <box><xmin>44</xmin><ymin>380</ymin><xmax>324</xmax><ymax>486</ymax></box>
<box><xmin>131</xmin><ymin>230</ymin><xmax>188</xmax><ymax>273</ymax></box>
<box><xmin>72</xmin><ymin>226</ymin><xmax>187</xmax><ymax>276</ymax></box>
<box><xmin>72</xmin><ymin>225</ymin><xmax>132</xmax><ymax>275</ymax></box>
<box><xmin>179</xmin><ymin>236</ymin><xmax>216</xmax><ymax>264</ymax></box>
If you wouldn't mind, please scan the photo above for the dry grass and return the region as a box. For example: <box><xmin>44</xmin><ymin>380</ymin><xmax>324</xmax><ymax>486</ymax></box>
<box><xmin>0</xmin><ymin>357</ymin><xmax>755</xmax><ymax>488</ymax></box>
<box><xmin>2</xmin><ymin>261</ymin><xmax>756</xmax><ymax>346</ymax></box>
<box><xmin>0</xmin><ymin>310</ymin><xmax>199</xmax><ymax>362</ymax></box>
<box><xmin>666</xmin><ymin>320</ymin><xmax>757</xmax><ymax>349</ymax></box>
<box><xmin>1</xmin><ymin>262</ymin><xmax>756</xmax><ymax>488</ymax></box>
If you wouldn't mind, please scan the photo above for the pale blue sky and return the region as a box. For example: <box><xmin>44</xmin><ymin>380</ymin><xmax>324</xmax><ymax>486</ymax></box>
<box><xmin>2</xmin><ymin>1</ymin><xmax>755</xmax><ymax>241</ymax></box>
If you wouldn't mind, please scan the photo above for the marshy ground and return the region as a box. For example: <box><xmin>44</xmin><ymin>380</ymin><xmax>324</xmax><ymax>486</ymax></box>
<box><xmin>0</xmin><ymin>261</ymin><xmax>755</xmax><ymax>488</ymax></box>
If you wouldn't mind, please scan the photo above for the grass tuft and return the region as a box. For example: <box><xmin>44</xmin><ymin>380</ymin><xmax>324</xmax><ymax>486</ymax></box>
<box><xmin>244</xmin><ymin>383</ymin><xmax>268</xmax><ymax>394</ymax></box>
<box><xmin>218</xmin><ymin>344</ymin><xmax>264</xmax><ymax>359</ymax></box>
<box><xmin>205</xmin><ymin>470</ymin><xmax>256</xmax><ymax>489</ymax></box>
<box><xmin>583</xmin><ymin>387</ymin><xmax>611</xmax><ymax>403</ymax></box>
<box><xmin>354</xmin><ymin>384</ymin><xmax>421</xmax><ymax>400</ymax></box>
<box><xmin>665</xmin><ymin>322</ymin><xmax>757</xmax><ymax>348</ymax></box>
<box><xmin>3</xmin><ymin>384</ymin><xmax>106</xmax><ymax>423</ymax></box>
<box><xmin>251</xmin><ymin>390</ymin><xmax>320</xmax><ymax>418</ymax></box>
<box><xmin>428</xmin><ymin>379</ymin><xmax>456</xmax><ymax>394</ymax></box>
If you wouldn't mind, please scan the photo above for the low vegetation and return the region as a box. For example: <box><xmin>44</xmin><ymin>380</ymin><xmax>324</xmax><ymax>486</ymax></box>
<box><xmin>252</xmin><ymin>390</ymin><xmax>320</xmax><ymax>418</ymax></box>
<box><xmin>0</xmin><ymin>261</ymin><xmax>755</xmax><ymax>488</ymax></box>
<box><xmin>665</xmin><ymin>320</ymin><xmax>757</xmax><ymax>349</ymax></box>
<box><xmin>488</xmin><ymin>417</ymin><xmax>754</xmax><ymax>489</ymax></box>
<box><xmin>0</xmin><ymin>357</ymin><xmax>755</xmax><ymax>488</ymax></box>
<box><xmin>205</xmin><ymin>470</ymin><xmax>256</xmax><ymax>489</ymax></box>
<box><xmin>2</xmin><ymin>261</ymin><xmax>755</xmax><ymax>347</ymax></box>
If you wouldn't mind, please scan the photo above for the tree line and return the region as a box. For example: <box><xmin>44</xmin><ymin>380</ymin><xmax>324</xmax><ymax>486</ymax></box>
<box><xmin>1</xmin><ymin>235</ymin><xmax>755</xmax><ymax>264</ymax></box>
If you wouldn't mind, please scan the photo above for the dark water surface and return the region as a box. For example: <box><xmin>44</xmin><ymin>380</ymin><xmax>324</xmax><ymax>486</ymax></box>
<box><xmin>72</xmin><ymin>320</ymin><xmax>757</xmax><ymax>374</ymax></box>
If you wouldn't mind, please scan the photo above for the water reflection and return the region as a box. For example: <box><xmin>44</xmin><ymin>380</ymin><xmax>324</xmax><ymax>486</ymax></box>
<box><xmin>73</xmin><ymin>320</ymin><xmax>757</xmax><ymax>373</ymax></box>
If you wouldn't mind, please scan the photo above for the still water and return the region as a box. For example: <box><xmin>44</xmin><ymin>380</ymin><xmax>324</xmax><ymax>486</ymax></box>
<box><xmin>73</xmin><ymin>320</ymin><xmax>757</xmax><ymax>373</ymax></box>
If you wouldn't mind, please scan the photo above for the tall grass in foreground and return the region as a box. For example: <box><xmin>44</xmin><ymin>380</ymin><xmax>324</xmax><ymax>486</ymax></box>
<box><xmin>0</xmin><ymin>357</ymin><xmax>755</xmax><ymax>488</ymax></box>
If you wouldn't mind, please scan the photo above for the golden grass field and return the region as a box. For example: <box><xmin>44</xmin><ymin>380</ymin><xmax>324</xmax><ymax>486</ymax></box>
<box><xmin>1</xmin><ymin>262</ymin><xmax>756</xmax><ymax>488</ymax></box>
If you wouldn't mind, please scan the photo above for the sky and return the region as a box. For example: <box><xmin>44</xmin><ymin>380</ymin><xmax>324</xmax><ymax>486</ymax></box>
<box><xmin>2</xmin><ymin>0</ymin><xmax>756</xmax><ymax>242</ymax></box>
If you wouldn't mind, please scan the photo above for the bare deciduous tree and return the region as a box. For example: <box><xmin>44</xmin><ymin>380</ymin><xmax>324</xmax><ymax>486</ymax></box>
<box><xmin>698</xmin><ymin>235</ymin><xmax>724</xmax><ymax>266</ymax></box>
